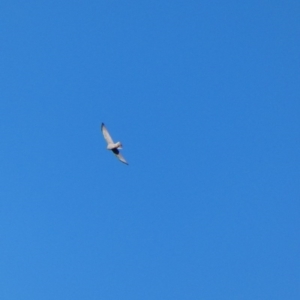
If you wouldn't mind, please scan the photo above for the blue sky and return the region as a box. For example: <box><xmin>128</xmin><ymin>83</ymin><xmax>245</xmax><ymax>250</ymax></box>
<box><xmin>1</xmin><ymin>1</ymin><xmax>299</xmax><ymax>299</ymax></box>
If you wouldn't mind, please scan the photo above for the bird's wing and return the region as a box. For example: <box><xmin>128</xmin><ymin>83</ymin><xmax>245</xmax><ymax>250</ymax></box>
<box><xmin>112</xmin><ymin>148</ymin><xmax>128</xmax><ymax>165</ymax></box>
<box><xmin>101</xmin><ymin>123</ymin><xmax>114</xmax><ymax>144</ymax></box>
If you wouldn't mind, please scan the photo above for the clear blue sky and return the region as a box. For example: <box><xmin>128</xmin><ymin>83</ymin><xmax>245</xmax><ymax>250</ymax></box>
<box><xmin>1</xmin><ymin>1</ymin><xmax>299</xmax><ymax>299</ymax></box>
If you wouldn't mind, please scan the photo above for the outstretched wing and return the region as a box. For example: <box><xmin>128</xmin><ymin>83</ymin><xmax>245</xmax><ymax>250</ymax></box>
<box><xmin>112</xmin><ymin>148</ymin><xmax>128</xmax><ymax>165</ymax></box>
<box><xmin>101</xmin><ymin>123</ymin><xmax>114</xmax><ymax>144</ymax></box>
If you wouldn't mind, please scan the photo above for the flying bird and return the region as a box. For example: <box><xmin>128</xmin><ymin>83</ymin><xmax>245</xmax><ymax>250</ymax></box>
<box><xmin>101</xmin><ymin>123</ymin><xmax>128</xmax><ymax>165</ymax></box>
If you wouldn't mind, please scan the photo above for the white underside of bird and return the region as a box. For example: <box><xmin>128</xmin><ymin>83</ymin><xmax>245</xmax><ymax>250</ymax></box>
<box><xmin>101</xmin><ymin>123</ymin><xmax>128</xmax><ymax>165</ymax></box>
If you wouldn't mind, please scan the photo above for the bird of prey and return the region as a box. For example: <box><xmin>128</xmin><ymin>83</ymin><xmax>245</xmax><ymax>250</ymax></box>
<box><xmin>101</xmin><ymin>123</ymin><xmax>128</xmax><ymax>165</ymax></box>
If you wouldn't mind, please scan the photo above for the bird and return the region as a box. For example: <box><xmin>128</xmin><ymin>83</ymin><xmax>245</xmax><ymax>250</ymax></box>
<box><xmin>101</xmin><ymin>123</ymin><xmax>128</xmax><ymax>165</ymax></box>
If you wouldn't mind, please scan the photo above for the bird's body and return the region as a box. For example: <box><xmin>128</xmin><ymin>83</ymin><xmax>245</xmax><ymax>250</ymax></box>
<box><xmin>106</xmin><ymin>141</ymin><xmax>122</xmax><ymax>150</ymax></box>
<box><xmin>101</xmin><ymin>123</ymin><xmax>128</xmax><ymax>165</ymax></box>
